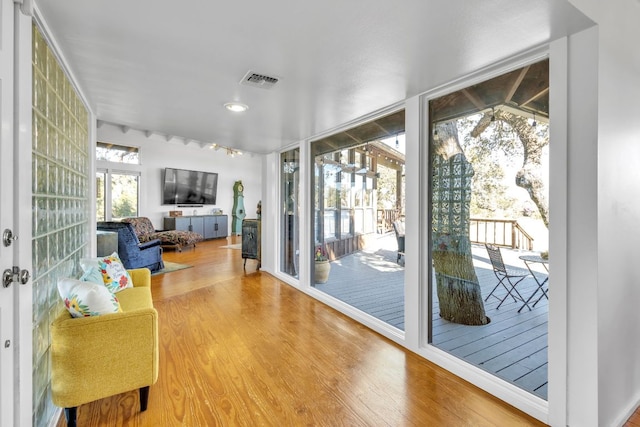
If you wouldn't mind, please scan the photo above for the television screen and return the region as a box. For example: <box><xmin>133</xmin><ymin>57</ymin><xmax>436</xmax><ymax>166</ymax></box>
<box><xmin>162</xmin><ymin>167</ymin><xmax>218</xmax><ymax>205</ymax></box>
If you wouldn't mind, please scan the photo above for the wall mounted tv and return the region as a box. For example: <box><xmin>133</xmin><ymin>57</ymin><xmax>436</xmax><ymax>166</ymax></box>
<box><xmin>162</xmin><ymin>167</ymin><xmax>218</xmax><ymax>205</ymax></box>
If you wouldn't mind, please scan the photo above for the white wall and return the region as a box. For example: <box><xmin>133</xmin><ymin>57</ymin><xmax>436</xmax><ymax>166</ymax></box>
<box><xmin>97</xmin><ymin>123</ymin><xmax>263</xmax><ymax>233</ymax></box>
<box><xmin>567</xmin><ymin>1</ymin><xmax>640</xmax><ymax>426</ymax></box>
<box><xmin>564</xmin><ymin>26</ymin><xmax>600</xmax><ymax>427</ymax></box>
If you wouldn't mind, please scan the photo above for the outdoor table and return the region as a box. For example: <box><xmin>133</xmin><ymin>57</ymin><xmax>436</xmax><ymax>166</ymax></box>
<box><xmin>518</xmin><ymin>255</ymin><xmax>549</xmax><ymax>313</ymax></box>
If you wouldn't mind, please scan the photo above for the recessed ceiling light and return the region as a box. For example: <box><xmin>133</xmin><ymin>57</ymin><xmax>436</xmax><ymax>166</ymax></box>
<box><xmin>224</xmin><ymin>102</ymin><xmax>249</xmax><ymax>113</ymax></box>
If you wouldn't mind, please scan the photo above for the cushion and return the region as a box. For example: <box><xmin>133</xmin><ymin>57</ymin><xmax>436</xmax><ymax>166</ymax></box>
<box><xmin>80</xmin><ymin>252</ymin><xmax>133</xmax><ymax>293</ymax></box>
<box><xmin>57</xmin><ymin>278</ymin><xmax>122</xmax><ymax>318</ymax></box>
<box><xmin>122</xmin><ymin>217</ymin><xmax>156</xmax><ymax>236</ymax></box>
<box><xmin>80</xmin><ymin>266</ymin><xmax>104</xmax><ymax>285</ymax></box>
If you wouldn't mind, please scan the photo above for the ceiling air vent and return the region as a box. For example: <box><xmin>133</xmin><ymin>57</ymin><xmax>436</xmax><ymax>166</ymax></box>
<box><xmin>240</xmin><ymin>71</ymin><xmax>279</xmax><ymax>89</ymax></box>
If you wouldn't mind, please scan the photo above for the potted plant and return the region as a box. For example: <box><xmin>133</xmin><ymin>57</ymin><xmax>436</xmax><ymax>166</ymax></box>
<box><xmin>314</xmin><ymin>245</ymin><xmax>331</xmax><ymax>284</ymax></box>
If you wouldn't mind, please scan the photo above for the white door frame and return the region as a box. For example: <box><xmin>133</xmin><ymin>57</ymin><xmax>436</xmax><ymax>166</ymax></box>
<box><xmin>0</xmin><ymin>0</ymin><xmax>17</xmax><ymax>423</ymax></box>
<box><xmin>0</xmin><ymin>1</ymin><xmax>33</xmax><ymax>425</ymax></box>
<box><xmin>15</xmin><ymin>1</ymin><xmax>33</xmax><ymax>425</ymax></box>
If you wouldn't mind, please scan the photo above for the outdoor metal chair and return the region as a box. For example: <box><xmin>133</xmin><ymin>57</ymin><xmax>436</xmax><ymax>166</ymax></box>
<box><xmin>484</xmin><ymin>243</ymin><xmax>531</xmax><ymax>310</ymax></box>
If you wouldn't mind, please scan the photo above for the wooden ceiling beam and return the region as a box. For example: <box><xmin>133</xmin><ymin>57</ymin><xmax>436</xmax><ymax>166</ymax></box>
<box><xmin>520</xmin><ymin>87</ymin><xmax>549</xmax><ymax>108</ymax></box>
<box><xmin>343</xmin><ymin>131</ymin><xmax>361</xmax><ymax>144</ymax></box>
<box><xmin>372</xmin><ymin>121</ymin><xmax>393</xmax><ymax>137</ymax></box>
<box><xmin>375</xmin><ymin>155</ymin><xmax>403</xmax><ymax>171</ymax></box>
<box><xmin>461</xmin><ymin>88</ymin><xmax>487</xmax><ymax>111</ymax></box>
<box><xmin>505</xmin><ymin>65</ymin><xmax>530</xmax><ymax>104</ymax></box>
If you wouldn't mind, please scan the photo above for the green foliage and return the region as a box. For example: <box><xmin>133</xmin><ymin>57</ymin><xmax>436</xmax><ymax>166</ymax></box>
<box><xmin>376</xmin><ymin>165</ymin><xmax>398</xmax><ymax>209</ymax></box>
<box><xmin>112</xmin><ymin>195</ymin><xmax>136</xmax><ymax>219</ymax></box>
<box><xmin>96</xmin><ymin>174</ymin><xmax>105</xmax><ymax>222</ymax></box>
<box><xmin>457</xmin><ymin>115</ymin><xmax>537</xmax><ymax>219</ymax></box>
<box><xmin>111</xmin><ymin>174</ymin><xmax>138</xmax><ymax>220</ymax></box>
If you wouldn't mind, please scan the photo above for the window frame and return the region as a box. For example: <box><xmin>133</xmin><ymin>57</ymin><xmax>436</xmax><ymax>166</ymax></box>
<box><xmin>96</xmin><ymin>167</ymin><xmax>141</xmax><ymax>221</ymax></box>
<box><xmin>96</xmin><ymin>143</ymin><xmax>143</xmax><ymax>222</ymax></box>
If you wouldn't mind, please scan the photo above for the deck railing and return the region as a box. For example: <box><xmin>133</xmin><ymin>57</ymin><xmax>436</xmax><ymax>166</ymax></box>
<box><xmin>469</xmin><ymin>218</ymin><xmax>534</xmax><ymax>250</ymax></box>
<box><xmin>377</xmin><ymin>209</ymin><xmax>401</xmax><ymax>234</ymax></box>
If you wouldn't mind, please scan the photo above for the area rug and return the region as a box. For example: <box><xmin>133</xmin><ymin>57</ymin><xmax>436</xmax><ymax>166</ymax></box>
<box><xmin>220</xmin><ymin>243</ymin><xmax>241</xmax><ymax>250</ymax></box>
<box><xmin>152</xmin><ymin>261</ymin><xmax>193</xmax><ymax>276</ymax></box>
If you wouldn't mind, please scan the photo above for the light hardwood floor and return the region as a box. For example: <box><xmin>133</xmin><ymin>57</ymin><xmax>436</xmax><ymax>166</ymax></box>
<box><xmin>57</xmin><ymin>237</ymin><xmax>548</xmax><ymax>426</ymax></box>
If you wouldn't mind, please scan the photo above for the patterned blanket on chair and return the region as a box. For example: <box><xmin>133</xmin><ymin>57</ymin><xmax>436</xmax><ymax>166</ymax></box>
<box><xmin>122</xmin><ymin>217</ymin><xmax>203</xmax><ymax>249</ymax></box>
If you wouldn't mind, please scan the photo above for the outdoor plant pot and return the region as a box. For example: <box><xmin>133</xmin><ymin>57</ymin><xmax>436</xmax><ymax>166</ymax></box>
<box><xmin>314</xmin><ymin>260</ymin><xmax>331</xmax><ymax>283</ymax></box>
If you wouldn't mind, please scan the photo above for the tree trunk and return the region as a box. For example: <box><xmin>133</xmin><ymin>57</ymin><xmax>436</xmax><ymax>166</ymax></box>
<box><xmin>432</xmin><ymin>122</ymin><xmax>489</xmax><ymax>326</ymax></box>
<box><xmin>433</xmin><ymin>247</ymin><xmax>488</xmax><ymax>325</ymax></box>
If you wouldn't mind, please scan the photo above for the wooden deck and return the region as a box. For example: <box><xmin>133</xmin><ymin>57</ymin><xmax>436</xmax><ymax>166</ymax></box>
<box><xmin>315</xmin><ymin>234</ymin><xmax>549</xmax><ymax>399</ymax></box>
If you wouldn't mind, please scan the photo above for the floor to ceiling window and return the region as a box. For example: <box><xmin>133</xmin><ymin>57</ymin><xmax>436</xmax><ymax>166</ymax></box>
<box><xmin>32</xmin><ymin>23</ymin><xmax>90</xmax><ymax>426</ymax></box>
<box><xmin>281</xmin><ymin>148</ymin><xmax>300</xmax><ymax>278</ymax></box>
<box><xmin>311</xmin><ymin>110</ymin><xmax>407</xmax><ymax>329</ymax></box>
<box><xmin>427</xmin><ymin>59</ymin><xmax>550</xmax><ymax>399</ymax></box>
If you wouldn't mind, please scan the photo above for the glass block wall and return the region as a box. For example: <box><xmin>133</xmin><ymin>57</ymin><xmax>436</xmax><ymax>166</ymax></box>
<box><xmin>32</xmin><ymin>24</ymin><xmax>90</xmax><ymax>427</ymax></box>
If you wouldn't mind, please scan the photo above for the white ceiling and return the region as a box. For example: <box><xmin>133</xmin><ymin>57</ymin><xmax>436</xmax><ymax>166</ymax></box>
<box><xmin>35</xmin><ymin>0</ymin><xmax>593</xmax><ymax>154</ymax></box>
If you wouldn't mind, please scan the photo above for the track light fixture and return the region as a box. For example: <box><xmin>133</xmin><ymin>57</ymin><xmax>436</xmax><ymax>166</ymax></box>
<box><xmin>209</xmin><ymin>143</ymin><xmax>243</xmax><ymax>157</ymax></box>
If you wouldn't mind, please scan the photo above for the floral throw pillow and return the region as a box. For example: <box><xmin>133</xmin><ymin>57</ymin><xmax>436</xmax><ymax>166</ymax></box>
<box><xmin>80</xmin><ymin>252</ymin><xmax>133</xmax><ymax>293</ymax></box>
<box><xmin>79</xmin><ymin>266</ymin><xmax>104</xmax><ymax>285</ymax></box>
<box><xmin>57</xmin><ymin>278</ymin><xmax>122</xmax><ymax>318</ymax></box>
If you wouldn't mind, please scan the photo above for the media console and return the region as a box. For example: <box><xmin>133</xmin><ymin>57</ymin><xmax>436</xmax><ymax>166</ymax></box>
<box><xmin>164</xmin><ymin>215</ymin><xmax>228</xmax><ymax>240</ymax></box>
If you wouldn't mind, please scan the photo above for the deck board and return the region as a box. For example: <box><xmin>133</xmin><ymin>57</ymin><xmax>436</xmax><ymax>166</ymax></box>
<box><xmin>315</xmin><ymin>235</ymin><xmax>549</xmax><ymax>399</ymax></box>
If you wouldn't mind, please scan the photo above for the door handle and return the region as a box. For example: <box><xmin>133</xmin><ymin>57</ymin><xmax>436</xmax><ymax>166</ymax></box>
<box><xmin>3</xmin><ymin>266</ymin><xmax>30</xmax><ymax>288</ymax></box>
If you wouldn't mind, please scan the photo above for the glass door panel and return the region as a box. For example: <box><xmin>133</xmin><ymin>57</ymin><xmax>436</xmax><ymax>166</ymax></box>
<box><xmin>281</xmin><ymin>148</ymin><xmax>300</xmax><ymax>278</ymax></box>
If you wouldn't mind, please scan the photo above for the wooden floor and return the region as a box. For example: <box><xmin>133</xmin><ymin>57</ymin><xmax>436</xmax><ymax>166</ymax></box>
<box><xmin>57</xmin><ymin>237</ymin><xmax>546</xmax><ymax>426</ymax></box>
<box><xmin>316</xmin><ymin>236</ymin><xmax>549</xmax><ymax>399</ymax></box>
<box><xmin>625</xmin><ymin>409</ymin><xmax>640</xmax><ymax>427</ymax></box>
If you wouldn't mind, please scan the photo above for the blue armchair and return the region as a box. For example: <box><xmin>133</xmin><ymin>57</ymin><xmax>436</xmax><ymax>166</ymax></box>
<box><xmin>97</xmin><ymin>222</ymin><xmax>164</xmax><ymax>272</ymax></box>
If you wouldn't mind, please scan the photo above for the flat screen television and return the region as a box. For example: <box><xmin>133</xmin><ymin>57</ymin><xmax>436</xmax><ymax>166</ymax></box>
<box><xmin>162</xmin><ymin>167</ymin><xmax>218</xmax><ymax>205</ymax></box>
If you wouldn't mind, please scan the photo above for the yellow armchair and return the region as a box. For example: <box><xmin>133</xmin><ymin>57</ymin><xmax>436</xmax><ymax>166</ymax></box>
<box><xmin>51</xmin><ymin>268</ymin><xmax>158</xmax><ymax>426</ymax></box>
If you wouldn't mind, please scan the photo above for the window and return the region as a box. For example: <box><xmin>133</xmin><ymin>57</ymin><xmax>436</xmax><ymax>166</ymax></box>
<box><xmin>96</xmin><ymin>142</ymin><xmax>140</xmax><ymax>164</ymax></box>
<box><xmin>310</xmin><ymin>109</ymin><xmax>406</xmax><ymax>330</ymax></box>
<box><xmin>96</xmin><ymin>172</ymin><xmax>105</xmax><ymax>221</ymax></box>
<box><xmin>427</xmin><ymin>59</ymin><xmax>550</xmax><ymax>399</ymax></box>
<box><xmin>111</xmin><ymin>173</ymin><xmax>139</xmax><ymax>220</ymax></box>
<box><xmin>281</xmin><ymin>148</ymin><xmax>300</xmax><ymax>278</ymax></box>
<box><xmin>96</xmin><ymin>142</ymin><xmax>142</xmax><ymax>221</ymax></box>
<box><xmin>97</xmin><ymin>169</ymin><xmax>140</xmax><ymax>221</ymax></box>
